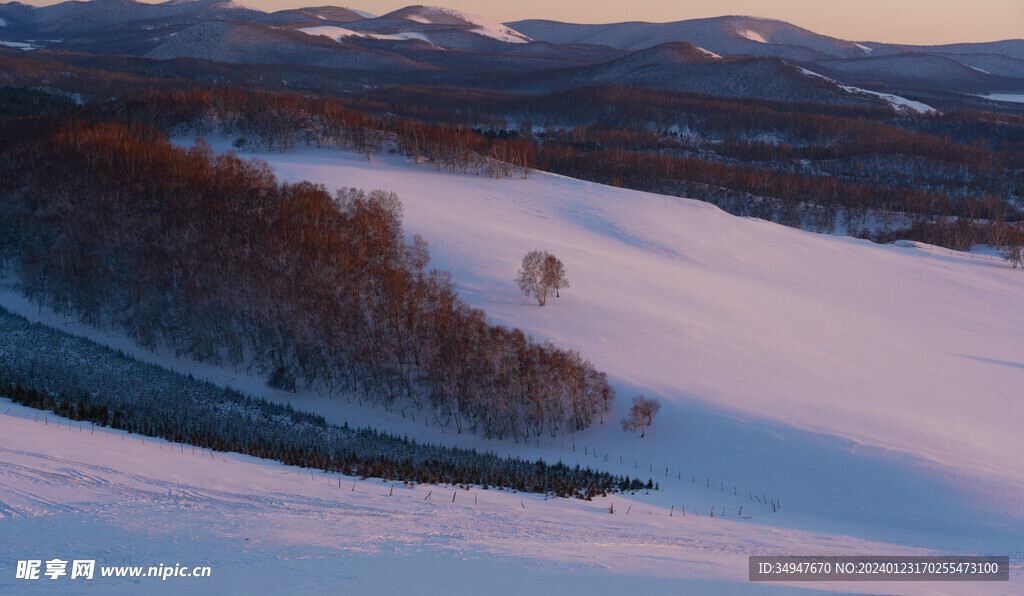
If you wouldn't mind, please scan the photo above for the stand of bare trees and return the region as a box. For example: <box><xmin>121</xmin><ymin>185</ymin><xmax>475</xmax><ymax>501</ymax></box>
<box><xmin>0</xmin><ymin>121</ymin><xmax>612</xmax><ymax>441</ymax></box>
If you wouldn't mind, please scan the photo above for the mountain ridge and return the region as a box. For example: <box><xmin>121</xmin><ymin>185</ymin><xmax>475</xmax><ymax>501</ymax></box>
<box><xmin>1</xmin><ymin>1</ymin><xmax>1021</xmax><ymax>102</ymax></box>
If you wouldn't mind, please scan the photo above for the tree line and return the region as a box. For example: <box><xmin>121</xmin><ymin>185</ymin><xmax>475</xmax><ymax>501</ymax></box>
<box><xmin>0</xmin><ymin>121</ymin><xmax>613</xmax><ymax>441</ymax></box>
<box><xmin>348</xmin><ymin>85</ymin><xmax>1024</xmax><ymax>248</ymax></box>
<box><xmin>88</xmin><ymin>88</ymin><xmax>533</xmax><ymax>178</ymax></box>
<box><xmin>80</xmin><ymin>84</ymin><xmax>1024</xmax><ymax>250</ymax></box>
<box><xmin>4</xmin><ymin>75</ymin><xmax>1022</xmax><ymax>252</ymax></box>
<box><xmin>0</xmin><ymin>307</ymin><xmax>640</xmax><ymax>498</ymax></box>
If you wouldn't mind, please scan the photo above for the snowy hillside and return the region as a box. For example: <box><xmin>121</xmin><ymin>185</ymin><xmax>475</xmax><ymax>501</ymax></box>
<box><xmin>1</xmin><ymin>401</ymin><xmax>1013</xmax><ymax>595</ymax></box>
<box><xmin>330</xmin><ymin>5</ymin><xmax>533</xmax><ymax>49</ymax></box>
<box><xmin>254</xmin><ymin>148</ymin><xmax>1024</xmax><ymax>502</ymax></box>
<box><xmin>796</xmin><ymin>66</ymin><xmax>936</xmax><ymax>113</ymax></box>
<box><xmin>2</xmin><ymin>142</ymin><xmax>1023</xmax><ymax>592</ymax></box>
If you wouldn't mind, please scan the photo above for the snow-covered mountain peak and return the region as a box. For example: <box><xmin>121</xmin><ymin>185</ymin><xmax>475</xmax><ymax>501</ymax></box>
<box><xmin>384</xmin><ymin>5</ymin><xmax>531</xmax><ymax>43</ymax></box>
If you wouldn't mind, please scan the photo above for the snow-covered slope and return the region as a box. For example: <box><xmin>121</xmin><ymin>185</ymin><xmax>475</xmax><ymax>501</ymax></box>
<box><xmin>255</xmin><ymin>149</ymin><xmax>1022</xmax><ymax>501</ymax></box>
<box><xmin>796</xmin><ymin>66</ymin><xmax>936</xmax><ymax>113</ymax></box>
<box><xmin>3</xmin><ymin>143</ymin><xmax>1023</xmax><ymax>591</ymax></box>
<box><xmin>382</xmin><ymin>5</ymin><xmax>530</xmax><ymax>44</ymax></box>
<box><xmin>807</xmin><ymin>53</ymin><xmax>1024</xmax><ymax>95</ymax></box>
<box><xmin>298</xmin><ymin>24</ymin><xmax>434</xmax><ymax>45</ymax></box>
<box><xmin>3</xmin><ymin>401</ymin><xmax>1016</xmax><ymax>595</ymax></box>
<box><xmin>331</xmin><ymin>5</ymin><xmax>532</xmax><ymax>50</ymax></box>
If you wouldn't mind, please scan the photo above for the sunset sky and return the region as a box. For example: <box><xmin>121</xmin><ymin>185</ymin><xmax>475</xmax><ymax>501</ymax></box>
<box><xmin>19</xmin><ymin>0</ymin><xmax>1023</xmax><ymax>45</ymax></box>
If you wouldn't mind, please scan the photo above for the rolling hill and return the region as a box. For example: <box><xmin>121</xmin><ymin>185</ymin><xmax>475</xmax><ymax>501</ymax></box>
<box><xmin>2</xmin><ymin>139</ymin><xmax>1022</xmax><ymax>591</ymax></box>
<box><xmin>508</xmin><ymin>15</ymin><xmax>870</xmax><ymax>59</ymax></box>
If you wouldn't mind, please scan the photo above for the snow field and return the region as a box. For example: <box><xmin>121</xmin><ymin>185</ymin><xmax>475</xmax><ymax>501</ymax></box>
<box><xmin>3</xmin><ymin>138</ymin><xmax>1023</xmax><ymax>593</ymax></box>
<box><xmin>6</xmin><ymin>401</ymin><xmax>1005</xmax><ymax>595</ymax></box>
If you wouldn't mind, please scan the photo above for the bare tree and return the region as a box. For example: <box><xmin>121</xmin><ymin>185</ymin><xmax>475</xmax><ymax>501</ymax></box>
<box><xmin>543</xmin><ymin>254</ymin><xmax>569</xmax><ymax>298</ymax></box>
<box><xmin>517</xmin><ymin>250</ymin><xmax>550</xmax><ymax>306</ymax></box>
<box><xmin>621</xmin><ymin>395</ymin><xmax>661</xmax><ymax>438</ymax></box>
<box><xmin>518</xmin><ymin>250</ymin><xmax>569</xmax><ymax>306</ymax></box>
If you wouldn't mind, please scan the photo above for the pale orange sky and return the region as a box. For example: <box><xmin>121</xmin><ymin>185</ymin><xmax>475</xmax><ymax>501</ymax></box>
<box><xmin>20</xmin><ymin>0</ymin><xmax>1024</xmax><ymax>45</ymax></box>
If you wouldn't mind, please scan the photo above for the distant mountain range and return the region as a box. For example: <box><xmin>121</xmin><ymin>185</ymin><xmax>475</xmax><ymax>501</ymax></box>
<box><xmin>2</xmin><ymin>1</ymin><xmax>1022</xmax><ymax>107</ymax></box>
<box><xmin>511</xmin><ymin>16</ymin><xmax>1024</xmax><ymax>95</ymax></box>
<box><xmin>509</xmin><ymin>16</ymin><xmax>871</xmax><ymax>60</ymax></box>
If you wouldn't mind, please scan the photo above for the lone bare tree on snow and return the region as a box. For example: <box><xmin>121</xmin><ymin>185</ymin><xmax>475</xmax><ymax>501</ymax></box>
<box><xmin>621</xmin><ymin>395</ymin><xmax>661</xmax><ymax>438</ymax></box>
<box><xmin>543</xmin><ymin>253</ymin><xmax>569</xmax><ymax>298</ymax></box>
<box><xmin>517</xmin><ymin>250</ymin><xmax>569</xmax><ymax>306</ymax></box>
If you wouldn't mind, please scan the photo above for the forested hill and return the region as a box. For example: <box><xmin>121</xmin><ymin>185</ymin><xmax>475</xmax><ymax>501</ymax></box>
<box><xmin>0</xmin><ymin>119</ymin><xmax>612</xmax><ymax>441</ymax></box>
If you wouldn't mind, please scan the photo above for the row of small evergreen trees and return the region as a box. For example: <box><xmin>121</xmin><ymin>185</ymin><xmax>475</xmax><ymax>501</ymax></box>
<box><xmin>0</xmin><ymin>307</ymin><xmax>649</xmax><ymax>498</ymax></box>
